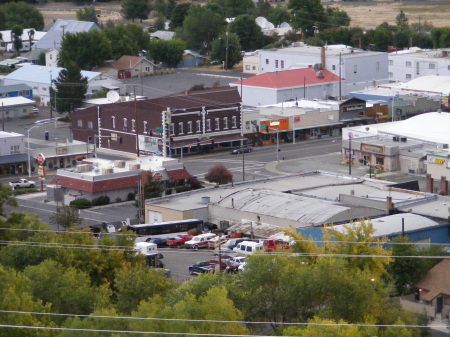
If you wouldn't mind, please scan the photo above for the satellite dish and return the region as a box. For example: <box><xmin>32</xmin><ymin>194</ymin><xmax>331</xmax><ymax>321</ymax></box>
<box><xmin>280</xmin><ymin>22</ymin><xmax>291</xmax><ymax>28</ymax></box>
<box><xmin>266</xmin><ymin>22</ymin><xmax>275</xmax><ymax>30</ymax></box>
<box><xmin>255</xmin><ymin>17</ymin><xmax>268</xmax><ymax>29</ymax></box>
<box><xmin>106</xmin><ymin>91</ymin><xmax>120</xmax><ymax>103</ymax></box>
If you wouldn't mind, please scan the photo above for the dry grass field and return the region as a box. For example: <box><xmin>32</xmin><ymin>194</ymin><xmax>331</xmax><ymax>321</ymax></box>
<box><xmin>38</xmin><ymin>2</ymin><xmax>450</xmax><ymax>31</ymax></box>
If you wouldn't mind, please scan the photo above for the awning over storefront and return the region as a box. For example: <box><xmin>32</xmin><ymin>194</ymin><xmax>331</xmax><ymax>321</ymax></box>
<box><xmin>170</xmin><ymin>133</ymin><xmax>247</xmax><ymax>149</ymax></box>
<box><xmin>166</xmin><ymin>168</ymin><xmax>192</xmax><ymax>180</ymax></box>
<box><xmin>212</xmin><ymin>134</ymin><xmax>247</xmax><ymax>144</ymax></box>
<box><xmin>0</xmin><ymin>153</ymin><xmax>29</xmax><ymax>165</ymax></box>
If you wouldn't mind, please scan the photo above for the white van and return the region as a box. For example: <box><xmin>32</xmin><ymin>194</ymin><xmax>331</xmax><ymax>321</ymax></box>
<box><xmin>185</xmin><ymin>233</ymin><xmax>217</xmax><ymax>250</ymax></box>
<box><xmin>232</xmin><ymin>240</ymin><xmax>263</xmax><ymax>255</ymax></box>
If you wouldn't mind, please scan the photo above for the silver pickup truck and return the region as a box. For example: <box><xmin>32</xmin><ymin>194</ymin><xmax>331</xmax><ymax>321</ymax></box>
<box><xmin>9</xmin><ymin>179</ymin><xmax>36</xmax><ymax>189</ymax></box>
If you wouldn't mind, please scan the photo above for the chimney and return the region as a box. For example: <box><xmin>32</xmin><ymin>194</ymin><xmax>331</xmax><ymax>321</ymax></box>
<box><xmin>440</xmin><ymin>176</ymin><xmax>448</xmax><ymax>195</ymax></box>
<box><xmin>321</xmin><ymin>46</ymin><xmax>326</xmax><ymax>69</ymax></box>
<box><xmin>426</xmin><ymin>174</ymin><xmax>434</xmax><ymax>193</ymax></box>
<box><xmin>386</xmin><ymin>196</ymin><xmax>393</xmax><ymax>212</ymax></box>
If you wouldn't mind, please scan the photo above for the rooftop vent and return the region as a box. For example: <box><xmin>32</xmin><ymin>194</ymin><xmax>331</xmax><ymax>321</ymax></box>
<box><xmin>316</xmin><ymin>70</ymin><xmax>324</xmax><ymax>78</ymax></box>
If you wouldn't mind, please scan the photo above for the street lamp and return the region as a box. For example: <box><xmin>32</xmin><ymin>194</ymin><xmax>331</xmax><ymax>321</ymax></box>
<box><xmin>26</xmin><ymin>125</ymin><xmax>41</xmax><ymax>177</ymax></box>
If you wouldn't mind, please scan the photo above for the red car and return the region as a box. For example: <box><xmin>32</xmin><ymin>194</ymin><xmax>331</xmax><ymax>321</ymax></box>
<box><xmin>263</xmin><ymin>239</ymin><xmax>290</xmax><ymax>252</ymax></box>
<box><xmin>166</xmin><ymin>234</ymin><xmax>192</xmax><ymax>248</ymax></box>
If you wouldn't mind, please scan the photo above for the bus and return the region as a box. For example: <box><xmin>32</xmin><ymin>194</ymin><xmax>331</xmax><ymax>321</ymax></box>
<box><xmin>127</xmin><ymin>219</ymin><xmax>204</xmax><ymax>236</ymax></box>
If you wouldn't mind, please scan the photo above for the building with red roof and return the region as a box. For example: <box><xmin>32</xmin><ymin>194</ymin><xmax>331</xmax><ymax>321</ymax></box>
<box><xmin>230</xmin><ymin>68</ymin><xmax>342</xmax><ymax>107</ymax></box>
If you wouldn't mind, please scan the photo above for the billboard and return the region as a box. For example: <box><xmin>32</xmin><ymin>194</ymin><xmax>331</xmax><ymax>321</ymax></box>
<box><xmin>138</xmin><ymin>135</ymin><xmax>163</xmax><ymax>156</ymax></box>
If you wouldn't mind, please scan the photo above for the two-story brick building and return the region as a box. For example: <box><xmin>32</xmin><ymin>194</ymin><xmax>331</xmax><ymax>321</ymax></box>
<box><xmin>71</xmin><ymin>87</ymin><xmax>246</xmax><ymax>157</ymax></box>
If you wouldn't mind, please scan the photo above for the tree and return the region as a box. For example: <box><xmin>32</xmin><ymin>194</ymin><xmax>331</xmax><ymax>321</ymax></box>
<box><xmin>103</xmin><ymin>24</ymin><xmax>150</xmax><ymax>59</ymax></box>
<box><xmin>121</xmin><ymin>0</ymin><xmax>152</xmax><ymax>22</ymax></box>
<box><xmin>49</xmin><ymin>204</ymin><xmax>83</xmax><ymax>229</ymax></box>
<box><xmin>169</xmin><ymin>3</ymin><xmax>191</xmax><ymax>30</ymax></box>
<box><xmin>2</xmin><ymin>1</ymin><xmax>45</xmax><ymax>31</ymax></box>
<box><xmin>288</xmin><ymin>0</ymin><xmax>325</xmax><ymax>35</ymax></box>
<box><xmin>27</xmin><ymin>29</ymin><xmax>34</xmax><ymax>52</ymax></box>
<box><xmin>0</xmin><ymin>11</ymin><xmax>6</xmax><ymax>30</ymax></box>
<box><xmin>230</xmin><ymin>14</ymin><xmax>267</xmax><ymax>51</ymax></box>
<box><xmin>396</xmin><ymin>9</ymin><xmax>409</xmax><ymax>28</ymax></box>
<box><xmin>144</xmin><ymin>171</ymin><xmax>165</xmax><ymax>199</ymax></box>
<box><xmin>255</xmin><ymin>0</ymin><xmax>272</xmax><ymax>18</ymax></box>
<box><xmin>11</xmin><ymin>25</ymin><xmax>23</xmax><ymax>54</ymax></box>
<box><xmin>210</xmin><ymin>32</ymin><xmax>242</xmax><ymax>69</ymax></box>
<box><xmin>373</xmin><ymin>26</ymin><xmax>393</xmax><ymax>51</ymax></box>
<box><xmin>204</xmin><ymin>165</ymin><xmax>233</xmax><ymax>185</ymax></box>
<box><xmin>165</xmin><ymin>0</ymin><xmax>176</xmax><ymax>19</ymax></box>
<box><xmin>0</xmin><ymin>182</ymin><xmax>17</xmax><ymax>216</ymax></box>
<box><xmin>211</xmin><ymin>0</ymin><xmax>255</xmax><ymax>18</ymax></box>
<box><xmin>325</xmin><ymin>7</ymin><xmax>351</xmax><ymax>28</ymax></box>
<box><xmin>154</xmin><ymin>15</ymin><xmax>166</xmax><ymax>31</ymax></box>
<box><xmin>52</xmin><ymin>61</ymin><xmax>88</xmax><ymax>115</ymax></box>
<box><xmin>283</xmin><ymin>317</ymin><xmax>365</xmax><ymax>337</ymax></box>
<box><xmin>148</xmin><ymin>38</ymin><xmax>186</xmax><ymax>67</ymax></box>
<box><xmin>180</xmin><ymin>5</ymin><xmax>226</xmax><ymax>53</ymax></box>
<box><xmin>267</xmin><ymin>6</ymin><xmax>292</xmax><ymax>27</ymax></box>
<box><xmin>153</xmin><ymin>0</ymin><xmax>167</xmax><ymax>17</ymax></box>
<box><xmin>58</xmin><ymin>31</ymin><xmax>112</xmax><ymax>70</ymax></box>
<box><xmin>76</xmin><ymin>5</ymin><xmax>98</xmax><ymax>24</ymax></box>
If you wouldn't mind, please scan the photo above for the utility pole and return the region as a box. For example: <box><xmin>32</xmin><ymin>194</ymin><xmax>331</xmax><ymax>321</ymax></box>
<box><xmin>49</xmin><ymin>71</ymin><xmax>53</xmax><ymax>120</ymax></box>
<box><xmin>134</xmin><ymin>85</ymin><xmax>140</xmax><ymax>157</ymax></box>
<box><xmin>225</xmin><ymin>30</ymin><xmax>229</xmax><ymax>70</ymax></box>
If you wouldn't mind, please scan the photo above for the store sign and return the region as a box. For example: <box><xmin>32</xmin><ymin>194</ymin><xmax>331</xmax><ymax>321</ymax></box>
<box><xmin>427</xmin><ymin>158</ymin><xmax>445</xmax><ymax>165</ymax></box>
<box><xmin>361</xmin><ymin>144</ymin><xmax>384</xmax><ymax>154</ymax></box>
<box><xmin>343</xmin><ymin>105</ymin><xmax>364</xmax><ymax>112</ymax></box>
<box><xmin>153</xmin><ymin>172</ymin><xmax>163</xmax><ymax>181</ymax></box>
<box><xmin>56</xmin><ymin>146</ymin><xmax>68</xmax><ymax>155</ymax></box>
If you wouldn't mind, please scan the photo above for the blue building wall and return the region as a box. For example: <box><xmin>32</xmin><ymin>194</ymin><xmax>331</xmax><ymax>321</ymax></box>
<box><xmin>0</xmin><ymin>84</ymin><xmax>33</xmax><ymax>100</ymax></box>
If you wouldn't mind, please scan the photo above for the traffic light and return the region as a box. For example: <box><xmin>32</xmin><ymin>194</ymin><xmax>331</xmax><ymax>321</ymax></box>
<box><xmin>170</xmin><ymin>136</ymin><xmax>174</xmax><ymax>142</ymax></box>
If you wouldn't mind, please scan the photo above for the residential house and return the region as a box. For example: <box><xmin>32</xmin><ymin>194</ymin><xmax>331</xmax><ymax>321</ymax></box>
<box><xmin>0</xmin><ymin>84</ymin><xmax>33</xmax><ymax>100</ymax></box>
<box><xmin>45</xmin><ymin>49</ymin><xmax>59</xmax><ymax>67</ymax></box>
<box><xmin>3</xmin><ymin>65</ymin><xmax>124</xmax><ymax>106</ymax></box>
<box><xmin>0</xmin><ymin>131</ymin><xmax>27</xmax><ymax>176</ymax></box>
<box><xmin>257</xmin><ymin>44</ymin><xmax>389</xmax><ymax>96</ymax></box>
<box><xmin>0</xmin><ymin>28</ymin><xmax>46</xmax><ymax>53</ymax></box>
<box><xmin>388</xmin><ymin>48</ymin><xmax>450</xmax><ymax>82</ymax></box>
<box><xmin>243</xmin><ymin>51</ymin><xmax>260</xmax><ymax>74</ymax></box>
<box><xmin>180</xmin><ymin>50</ymin><xmax>206</xmax><ymax>68</ymax></box>
<box><xmin>94</xmin><ymin>56</ymin><xmax>154</xmax><ymax>79</ymax></box>
<box><xmin>230</xmin><ymin>68</ymin><xmax>342</xmax><ymax>106</ymax></box>
<box><xmin>34</xmin><ymin>19</ymin><xmax>100</xmax><ymax>50</ymax></box>
<box><xmin>71</xmin><ymin>87</ymin><xmax>245</xmax><ymax>157</ymax></box>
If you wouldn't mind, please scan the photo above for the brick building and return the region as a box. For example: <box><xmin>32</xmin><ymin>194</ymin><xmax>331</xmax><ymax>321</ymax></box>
<box><xmin>71</xmin><ymin>88</ymin><xmax>246</xmax><ymax>157</ymax></box>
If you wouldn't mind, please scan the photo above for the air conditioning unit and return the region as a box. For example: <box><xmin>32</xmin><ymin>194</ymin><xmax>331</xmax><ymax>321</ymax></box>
<box><xmin>101</xmin><ymin>168</ymin><xmax>114</xmax><ymax>175</ymax></box>
<box><xmin>114</xmin><ymin>160</ymin><xmax>126</xmax><ymax>168</ymax></box>
<box><xmin>393</xmin><ymin>136</ymin><xmax>399</xmax><ymax>142</ymax></box>
<box><xmin>128</xmin><ymin>164</ymin><xmax>141</xmax><ymax>170</ymax></box>
<box><xmin>400</xmin><ymin>137</ymin><xmax>407</xmax><ymax>142</ymax></box>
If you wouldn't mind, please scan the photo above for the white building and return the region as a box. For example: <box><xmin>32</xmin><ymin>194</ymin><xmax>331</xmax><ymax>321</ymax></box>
<box><xmin>0</xmin><ymin>97</ymin><xmax>36</xmax><ymax>119</ymax></box>
<box><xmin>3</xmin><ymin>65</ymin><xmax>124</xmax><ymax>106</ymax></box>
<box><xmin>0</xmin><ymin>28</ymin><xmax>46</xmax><ymax>52</ymax></box>
<box><xmin>388</xmin><ymin>48</ymin><xmax>450</xmax><ymax>82</ymax></box>
<box><xmin>45</xmin><ymin>49</ymin><xmax>59</xmax><ymax>67</ymax></box>
<box><xmin>257</xmin><ymin>44</ymin><xmax>389</xmax><ymax>96</ymax></box>
<box><xmin>0</xmin><ymin>131</ymin><xmax>27</xmax><ymax>175</ymax></box>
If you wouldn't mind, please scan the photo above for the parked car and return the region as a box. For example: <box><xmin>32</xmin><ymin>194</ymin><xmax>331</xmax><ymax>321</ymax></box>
<box><xmin>9</xmin><ymin>179</ymin><xmax>36</xmax><ymax>189</ymax></box>
<box><xmin>185</xmin><ymin>233</ymin><xmax>217</xmax><ymax>250</ymax></box>
<box><xmin>225</xmin><ymin>256</ymin><xmax>246</xmax><ymax>273</ymax></box>
<box><xmin>209</xmin><ymin>258</ymin><xmax>229</xmax><ymax>271</ymax></box>
<box><xmin>188</xmin><ymin>261</ymin><xmax>214</xmax><ymax>275</ymax></box>
<box><xmin>232</xmin><ymin>240</ymin><xmax>263</xmax><ymax>255</ymax></box>
<box><xmin>263</xmin><ymin>239</ymin><xmax>291</xmax><ymax>252</ymax></box>
<box><xmin>166</xmin><ymin>234</ymin><xmax>192</xmax><ymax>248</ymax></box>
<box><xmin>145</xmin><ymin>237</ymin><xmax>169</xmax><ymax>247</ymax></box>
<box><xmin>207</xmin><ymin>236</ymin><xmax>229</xmax><ymax>249</ymax></box>
<box><xmin>231</xmin><ymin>145</ymin><xmax>253</xmax><ymax>154</ymax></box>
<box><xmin>222</xmin><ymin>238</ymin><xmax>248</xmax><ymax>250</ymax></box>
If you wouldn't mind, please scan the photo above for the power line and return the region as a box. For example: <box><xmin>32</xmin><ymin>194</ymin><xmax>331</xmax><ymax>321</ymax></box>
<box><xmin>0</xmin><ymin>310</ymin><xmax>443</xmax><ymax>329</ymax></box>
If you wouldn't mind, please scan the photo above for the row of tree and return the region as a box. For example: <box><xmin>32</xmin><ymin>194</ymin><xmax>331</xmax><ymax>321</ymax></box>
<box><xmin>0</xmin><ymin>181</ymin><xmax>444</xmax><ymax>336</ymax></box>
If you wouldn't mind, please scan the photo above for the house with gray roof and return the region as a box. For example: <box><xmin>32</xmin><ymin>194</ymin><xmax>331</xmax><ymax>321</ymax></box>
<box><xmin>34</xmin><ymin>19</ymin><xmax>100</xmax><ymax>50</ymax></box>
<box><xmin>0</xmin><ymin>84</ymin><xmax>33</xmax><ymax>100</ymax></box>
<box><xmin>3</xmin><ymin>65</ymin><xmax>124</xmax><ymax>106</ymax></box>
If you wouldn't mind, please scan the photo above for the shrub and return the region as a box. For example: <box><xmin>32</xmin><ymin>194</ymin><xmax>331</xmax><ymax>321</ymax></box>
<box><xmin>205</xmin><ymin>165</ymin><xmax>233</xmax><ymax>185</ymax></box>
<box><xmin>127</xmin><ymin>192</ymin><xmax>136</xmax><ymax>201</ymax></box>
<box><xmin>70</xmin><ymin>198</ymin><xmax>92</xmax><ymax>209</ymax></box>
<box><xmin>92</xmin><ymin>195</ymin><xmax>110</xmax><ymax>206</ymax></box>
<box><xmin>175</xmin><ymin>186</ymin><xmax>191</xmax><ymax>193</ymax></box>
<box><xmin>13</xmin><ymin>188</ymin><xmax>39</xmax><ymax>195</ymax></box>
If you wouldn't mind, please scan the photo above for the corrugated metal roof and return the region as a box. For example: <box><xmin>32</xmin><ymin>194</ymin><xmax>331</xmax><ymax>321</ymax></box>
<box><xmin>218</xmin><ymin>188</ymin><xmax>350</xmax><ymax>225</ymax></box>
<box><xmin>0</xmin><ymin>84</ymin><xmax>32</xmax><ymax>94</ymax></box>
<box><xmin>5</xmin><ymin>65</ymin><xmax>101</xmax><ymax>84</ymax></box>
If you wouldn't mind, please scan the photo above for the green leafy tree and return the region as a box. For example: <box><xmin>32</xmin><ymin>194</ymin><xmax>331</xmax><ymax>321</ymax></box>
<box><xmin>267</xmin><ymin>6</ymin><xmax>292</xmax><ymax>27</ymax></box>
<box><xmin>325</xmin><ymin>7</ymin><xmax>351</xmax><ymax>28</ymax></box>
<box><xmin>205</xmin><ymin>165</ymin><xmax>233</xmax><ymax>185</ymax></box>
<box><xmin>154</xmin><ymin>15</ymin><xmax>166</xmax><ymax>31</ymax></box>
<box><xmin>283</xmin><ymin>317</ymin><xmax>366</xmax><ymax>337</ymax></box>
<box><xmin>288</xmin><ymin>0</ymin><xmax>325</xmax><ymax>35</ymax></box>
<box><xmin>114</xmin><ymin>264</ymin><xmax>176</xmax><ymax>314</ymax></box>
<box><xmin>165</xmin><ymin>0</ymin><xmax>176</xmax><ymax>19</ymax></box>
<box><xmin>0</xmin><ymin>182</ymin><xmax>17</xmax><ymax>216</ymax></box>
<box><xmin>58</xmin><ymin>31</ymin><xmax>112</xmax><ymax>70</ymax></box>
<box><xmin>76</xmin><ymin>5</ymin><xmax>98</xmax><ymax>24</ymax></box>
<box><xmin>24</xmin><ymin>260</ymin><xmax>112</xmax><ymax>315</ymax></box>
<box><xmin>180</xmin><ymin>5</ymin><xmax>226</xmax><ymax>53</ymax></box>
<box><xmin>49</xmin><ymin>204</ymin><xmax>83</xmax><ymax>229</ymax></box>
<box><xmin>148</xmin><ymin>38</ymin><xmax>186</xmax><ymax>67</ymax></box>
<box><xmin>103</xmin><ymin>24</ymin><xmax>150</xmax><ymax>59</ymax></box>
<box><xmin>211</xmin><ymin>0</ymin><xmax>255</xmax><ymax>18</ymax></box>
<box><xmin>121</xmin><ymin>0</ymin><xmax>152</xmax><ymax>22</ymax></box>
<box><xmin>396</xmin><ymin>9</ymin><xmax>409</xmax><ymax>28</ymax></box>
<box><xmin>255</xmin><ymin>0</ymin><xmax>272</xmax><ymax>18</ymax></box>
<box><xmin>144</xmin><ymin>171</ymin><xmax>165</xmax><ymax>198</ymax></box>
<box><xmin>169</xmin><ymin>2</ymin><xmax>191</xmax><ymax>30</ymax></box>
<box><xmin>210</xmin><ymin>32</ymin><xmax>242</xmax><ymax>69</ymax></box>
<box><xmin>373</xmin><ymin>26</ymin><xmax>393</xmax><ymax>51</ymax></box>
<box><xmin>11</xmin><ymin>25</ymin><xmax>23</xmax><ymax>54</ymax></box>
<box><xmin>393</xmin><ymin>28</ymin><xmax>412</xmax><ymax>50</ymax></box>
<box><xmin>52</xmin><ymin>62</ymin><xmax>88</xmax><ymax>115</ymax></box>
<box><xmin>153</xmin><ymin>0</ymin><xmax>167</xmax><ymax>17</ymax></box>
<box><xmin>2</xmin><ymin>1</ymin><xmax>44</xmax><ymax>31</ymax></box>
<box><xmin>230</xmin><ymin>14</ymin><xmax>267</xmax><ymax>51</ymax></box>
<box><xmin>0</xmin><ymin>11</ymin><xmax>6</xmax><ymax>30</ymax></box>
